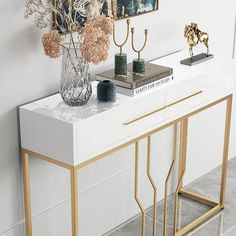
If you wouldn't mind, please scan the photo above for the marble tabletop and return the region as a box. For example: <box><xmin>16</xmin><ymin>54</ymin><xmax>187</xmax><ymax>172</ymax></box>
<box><xmin>20</xmin><ymin>50</ymin><xmax>236</xmax><ymax>124</ymax></box>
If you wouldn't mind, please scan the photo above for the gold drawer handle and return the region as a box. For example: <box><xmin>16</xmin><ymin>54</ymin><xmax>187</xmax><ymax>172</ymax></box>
<box><xmin>123</xmin><ymin>90</ymin><xmax>203</xmax><ymax>126</ymax></box>
<box><xmin>166</xmin><ymin>90</ymin><xmax>203</xmax><ymax>108</ymax></box>
<box><xmin>124</xmin><ymin>106</ymin><xmax>166</xmax><ymax>126</ymax></box>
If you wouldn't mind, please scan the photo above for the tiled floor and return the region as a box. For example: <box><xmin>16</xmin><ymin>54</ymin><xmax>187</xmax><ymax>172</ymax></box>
<box><xmin>105</xmin><ymin>157</ymin><xmax>236</xmax><ymax>236</ymax></box>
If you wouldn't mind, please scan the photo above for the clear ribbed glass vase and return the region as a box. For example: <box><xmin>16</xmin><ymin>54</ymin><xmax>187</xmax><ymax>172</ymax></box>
<box><xmin>60</xmin><ymin>46</ymin><xmax>92</xmax><ymax>106</ymax></box>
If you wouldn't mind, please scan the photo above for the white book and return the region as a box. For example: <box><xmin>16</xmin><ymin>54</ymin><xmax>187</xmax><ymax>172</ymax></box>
<box><xmin>116</xmin><ymin>75</ymin><xmax>174</xmax><ymax>97</ymax></box>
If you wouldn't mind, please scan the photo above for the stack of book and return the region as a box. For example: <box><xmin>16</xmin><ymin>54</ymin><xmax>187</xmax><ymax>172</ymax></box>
<box><xmin>96</xmin><ymin>63</ymin><xmax>174</xmax><ymax>97</ymax></box>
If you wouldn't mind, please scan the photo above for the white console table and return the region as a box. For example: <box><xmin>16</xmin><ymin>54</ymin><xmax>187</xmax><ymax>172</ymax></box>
<box><xmin>20</xmin><ymin>51</ymin><xmax>234</xmax><ymax>236</ymax></box>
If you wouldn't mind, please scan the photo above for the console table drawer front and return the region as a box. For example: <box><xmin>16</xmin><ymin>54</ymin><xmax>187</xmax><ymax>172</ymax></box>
<box><xmin>75</xmin><ymin>93</ymin><xmax>165</xmax><ymax>159</ymax></box>
<box><xmin>165</xmin><ymin>85</ymin><xmax>204</xmax><ymax>119</ymax></box>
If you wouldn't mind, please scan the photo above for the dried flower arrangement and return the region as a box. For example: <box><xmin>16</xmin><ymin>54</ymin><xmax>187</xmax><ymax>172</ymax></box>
<box><xmin>24</xmin><ymin>0</ymin><xmax>114</xmax><ymax>64</ymax></box>
<box><xmin>24</xmin><ymin>0</ymin><xmax>114</xmax><ymax>106</ymax></box>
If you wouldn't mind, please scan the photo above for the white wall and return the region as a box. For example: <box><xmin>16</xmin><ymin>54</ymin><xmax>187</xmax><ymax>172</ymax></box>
<box><xmin>0</xmin><ymin>0</ymin><xmax>236</xmax><ymax>235</ymax></box>
<box><xmin>233</xmin><ymin>11</ymin><xmax>236</xmax><ymax>58</ymax></box>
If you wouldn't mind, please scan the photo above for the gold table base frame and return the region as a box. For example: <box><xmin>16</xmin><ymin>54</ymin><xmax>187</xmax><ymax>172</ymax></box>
<box><xmin>22</xmin><ymin>94</ymin><xmax>232</xmax><ymax>236</ymax></box>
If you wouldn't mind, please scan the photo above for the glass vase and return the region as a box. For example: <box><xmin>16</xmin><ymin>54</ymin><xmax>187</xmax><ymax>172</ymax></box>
<box><xmin>60</xmin><ymin>46</ymin><xmax>92</xmax><ymax>106</ymax></box>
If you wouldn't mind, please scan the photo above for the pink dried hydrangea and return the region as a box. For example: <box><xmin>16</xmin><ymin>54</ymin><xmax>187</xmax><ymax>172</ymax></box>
<box><xmin>42</xmin><ymin>31</ymin><xmax>62</xmax><ymax>58</ymax></box>
<box><xmin>80</xmin><ymin>15</ymin><xmax>113</xmax><ymax>64</ymax></box>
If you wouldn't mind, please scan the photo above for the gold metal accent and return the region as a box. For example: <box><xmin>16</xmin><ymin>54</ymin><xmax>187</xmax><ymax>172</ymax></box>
<box><xmin>220</xmin><ymin>95</ymin><xmax>232</xmax><ymax>205</ymax></box>
<box><xmin>175</xmin><ymin>204</ymin><xmax>224</xmax><ymax>236</ymax></box>
<box><xmin>131</xmin><ymin>28</ymin><xmax>148</xmax><ymax>61</ymax></box>
<box><xmin>21</xmin><ymin>94</ymin><xmax>233</xmax><ymax>236</ymax></box>
<box><xmin>166</xmin><ymin>91</ymin><xmax>203</xmax><ymax>108</ymax></box>
<box><xmin>179</xmin><ymin>190</ymin><xmax>219</xmax><ymax>206</ymax></box>
<box><xmin>124</xmin><ymin>106</ymin><xmax>165</xmax><ymax>126</ymax></box>
<box><xmin>163</xmin><ymin>123</ymin><xmax>178</xmax><ymax>236</ymax></box>
<box><xmin>178</xmin><ymin>119</ymin><xmax>188</xmax><ymax>190</ymax></box>
<box><xmin>124</xmin><ymin>90</ymin><xmax>202</xmax><ymax>126</ymax></box>
<box><xmin>184</xmin><ymin>22</ymin><xmax>209</xmax><ymax>58</ymax></box>
<box><xmin>173</xmin><ymin>171</ymin><xmax>185</xmax><ymax>234</ymax></box>
<box><xmin>113</xmin><ymin>19</ymin><xmax>130</xmax><ymax>55</ymax></box>
<box><xmin>146</xmin><ymin>136</ymin><xmax>157</xmax><ymax>236</ymax></box>
<box><xmin>71</xmin><ymin>167</ymin><xmax>79</xmax><ymax>236</ymax></box>
<box><xmin>134</xmin><ymin>142</ymin><xmax>145</xmax><ymax>236</ymax></box>
<box><xmin>174</xmin><ymin>118</ymin><xmax>188</xmax><ymax>234</ymax></box>
<box><xmin>22</xmin><ymin>149</ymin><xmax>72</xmax><ymax>169</ymax></box>
<box><xmin>22</xmin><ymin>151</ymin><xmax>33</xmax><ymax>236</ymax></box>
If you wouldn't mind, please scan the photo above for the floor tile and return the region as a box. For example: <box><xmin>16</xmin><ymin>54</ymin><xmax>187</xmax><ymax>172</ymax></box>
<box><xmin>223</xmin><ymin>224</ymin><xmax>236</xmax><ymax>236</ymax></box>
<box><xmin>146</xmin><ymin>194</ymin><xmax>211</xmax><ymax>229</ymax></box>
<box><xmin>104</xmin><ymin>216</ymin><xmax>154</xmax><ymax>236</ymax></box>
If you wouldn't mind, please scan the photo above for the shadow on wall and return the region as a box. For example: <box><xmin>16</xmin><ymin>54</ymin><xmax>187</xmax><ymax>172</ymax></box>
<box><xmin>233</xmin><ymin>12</ymin><xmax>236</xmax><ymax>59</ymax></box>
<box><xmin>0</xmin><ymin>108</ymin><xmax>24</xmax><ymax>236</ymax></box>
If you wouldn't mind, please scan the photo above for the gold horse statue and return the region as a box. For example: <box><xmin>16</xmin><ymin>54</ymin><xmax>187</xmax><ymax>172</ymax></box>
<box><xmin>184</xmin><ymin>22</ymin><xmax>209</xmax><ymax>58</ymax></box>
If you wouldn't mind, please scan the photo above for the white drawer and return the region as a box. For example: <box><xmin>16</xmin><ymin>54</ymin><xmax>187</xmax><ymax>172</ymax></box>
<box><xmin>20</xmin><ymin>74</ymin><xmax>232</xmax><ymax>166</ymax></box>
<box><xmin>165</xmin><ymin>83</ymin><xmax>204</xmax><ymax>120</ymax></box>
<box><xmin>74</xmin><ymin>91</ymin><xmax>165</xmax><ymax>161</ymax></box>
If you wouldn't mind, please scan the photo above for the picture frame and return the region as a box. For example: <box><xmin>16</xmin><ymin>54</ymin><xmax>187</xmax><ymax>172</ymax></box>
<box><xmin>53</xmin><ymin>0</ymin><xmax>159</xmax><ymax>30</ymax></box>
<box><xmin>98</xmin><ymin>0</ymin><xmax>159</xmax><ymax>19</ymax></box>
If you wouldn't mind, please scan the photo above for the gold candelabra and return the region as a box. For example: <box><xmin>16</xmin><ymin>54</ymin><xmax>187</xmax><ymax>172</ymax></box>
<box><xmin>131</xmin><ymin>27</ymin><xmax>148</xmax><ymax>73</ymax></box>
<box><xmin>131</xmin><ymin>28</ymin><xmax>148</xmax><ymax>61</ymax></box>
<box><xmin>113</xmin><ymin>19</ymin><xmax>130</xmax><ymax>55</ymax></box>
<box><xmin>113</xmin><ymin>19</ymin><xmax>130</xmax><ymax>75</ymax></box>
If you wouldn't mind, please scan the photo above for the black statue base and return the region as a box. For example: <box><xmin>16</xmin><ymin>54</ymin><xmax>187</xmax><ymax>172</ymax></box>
<box><xmin>180</xmin><ymin>53</ymin><xmax>214</xmax><ymax>66</ymax></box>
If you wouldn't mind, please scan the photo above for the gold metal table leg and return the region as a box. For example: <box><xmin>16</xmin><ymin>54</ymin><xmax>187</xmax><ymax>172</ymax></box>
<box><xmin>22</xmin><ymin>150</ymin><xmax>33</xmax><ymax>236</ymax></box>
<box><xmin>173</xmin><ymin>95</ymin><xmax>233</xmax><ymax>236</ymax></box>
<box><xmin>174</xmin><ymin>118</ymin><xmax>188</xmax><ymax>235</ymax></box>
<box><xmin>134</xmin><ymin>141</ymin><xmax>146</xmax><ymax>236</ymax></box>
<box><xmin>146</xmin><ymin>136</ymin><xmax>157</xmax><ymax>236</ymax></box>
<box><xmin>71</xmin><ymin>167</ymin><xmax>79</xmax><ymax>236</ymax></box>
<box><xmin>173</xmin><ymin>171</ymin><xmax>185</xmax><ymax>235</ymax></box>
<box><xmin>163</xmin><ymin>123</ymin><xmax>178</xmax><ymax>236</ymax></box>
<box><xmin>220</xmin><ymin>95</ymin><xmax>232</xmax><ymax>206</ymax></box>
<box><xmin>21</xmin><ymin>149</ymin><xmax>79</xmax><ymax>236</ymax></box>
<box><xmin>178</xmin><ymin>119</ymin><xmax>188</xmax><ymax>192</ymax></box>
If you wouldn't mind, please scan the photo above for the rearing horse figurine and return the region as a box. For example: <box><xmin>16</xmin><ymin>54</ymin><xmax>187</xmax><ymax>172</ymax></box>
<box><xmin>184</xmin><ymin>22</ymin><xmax>209</xmax><ymax>59</ymax></box>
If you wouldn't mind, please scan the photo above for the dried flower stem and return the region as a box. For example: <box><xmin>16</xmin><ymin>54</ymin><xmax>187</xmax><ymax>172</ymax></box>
<box><xmin>25</xmin><ymin>0</ymin><xmax>113</xmax><ymax>65</ymax></box>
<box><xmin>70</xmin><ymin>32</ymin><xmax>78</xmax><ymax>58</ymax></box>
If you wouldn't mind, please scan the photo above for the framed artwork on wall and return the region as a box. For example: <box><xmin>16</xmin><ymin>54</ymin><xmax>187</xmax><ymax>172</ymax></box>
<box><xmin>99</xmin><ymin>0</ymin><xmax>159</xmax><ymax>19</ymax></box>
<box><xmin>53</xmin><ymin>0</ymin><xmax>159</xmax><ymax>30</ymax></box>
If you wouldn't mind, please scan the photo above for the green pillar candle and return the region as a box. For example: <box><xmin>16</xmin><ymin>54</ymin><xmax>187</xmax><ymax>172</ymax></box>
<box><xmin>133</xmin><ymin>59</ymin><xmax>145</xmax><ymax>73</ymax></box>
<box><xmin>115</xmin><ymin>53</ymin><xmax>127</xmax><ymax>75</ymax></box>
